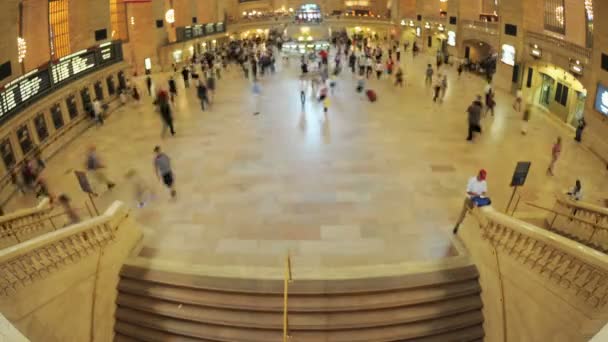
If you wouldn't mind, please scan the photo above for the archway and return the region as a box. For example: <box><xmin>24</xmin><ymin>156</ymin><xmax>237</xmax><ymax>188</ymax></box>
<box><xmin>523</xmin><ymin>62</ymin><xmax>587</xmax><ymax>127</ymax></box>
<box><xmin>462</xmin><ymin>39</ymin><xmax>497</xmax><ymax>77</ymax></box>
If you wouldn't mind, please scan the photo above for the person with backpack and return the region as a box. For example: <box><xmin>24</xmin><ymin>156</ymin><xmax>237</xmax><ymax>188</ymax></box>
<box><xmin>168</xmin><ymin>77</ymin><xmax>177</xmax><ymax>102</ymax></box>
<box><xmin>395</xmin><ymin>67</ymin><xmax>404</xmax><ymax>87</ymax></box>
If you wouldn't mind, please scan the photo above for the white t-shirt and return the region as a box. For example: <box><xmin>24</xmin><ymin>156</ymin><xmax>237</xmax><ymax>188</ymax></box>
<box><xmin>466</xmin><ymin>177</ymin><xmax>487</xmax><ymax>197</ymax></box>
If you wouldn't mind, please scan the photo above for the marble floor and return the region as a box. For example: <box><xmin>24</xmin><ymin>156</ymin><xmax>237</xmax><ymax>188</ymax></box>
<box><xmin>9</xmin><ymin>48</ymin><xmax>608</xmax><ymax>271</ymax></box>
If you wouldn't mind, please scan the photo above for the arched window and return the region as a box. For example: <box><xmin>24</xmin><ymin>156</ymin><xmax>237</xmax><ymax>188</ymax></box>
<box><xmin>49</xmin><ymin>0</ymin><xmax>70</xmax><ymax>58</ymax></box>
<box><xmin>110</xmin><ymin>0</ymin><xmax>129</xmax><ymax>42</ymax></box>
<box><xmin>544</xmin><ymin>0</ymin><xmax>566</xmax><ymax>34</ymax></box>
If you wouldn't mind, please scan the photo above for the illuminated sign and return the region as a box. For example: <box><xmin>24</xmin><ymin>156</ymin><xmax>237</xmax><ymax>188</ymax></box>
<box><xmin>595</xmin><ymin>83</ymin><xmax>608</xmax><ymax>115</ymax></box>
<box><xmin>501</xmin><ymin>44</ymin><xmax>515</xmax><ymax>66</ymax></box>
<box><xmin>165</xmin><ymin>9</ymin><xmax>175</xmax><ymax>24</ymax></box>
<box><xmin>530</xmin><ymin>44</ymin><xmax>542</xmax><ymax>58</ymax></box>
<box><xmin>447</xmin><ymin>31</ymin><xmax>456</xmax><ymax>46</ymax></box>
<box><xmin>416</xmin><ymin>27</ymin><xmax>421</xmax><ymax>37</ymax></box>
<box><xmin>569</xmin><ymin>59</ymin><xmax>583</xmax><ymax>75</ymax></box>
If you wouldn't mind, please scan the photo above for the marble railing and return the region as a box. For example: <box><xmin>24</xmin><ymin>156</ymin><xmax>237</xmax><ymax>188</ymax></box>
<box><xmin>474</xmin><ymin>206</ymin><xmax>608</xmax><ymax>310</ymax></box>
<box><xmin>0</xmin><ymin>201</ymin><xmax>128</xmax><ymax>297</ymax></box>
<box><xmin>461</xmin><ymin>19</ymin><xmax>499</xmax><ymax>36</ymax></box>
<box><xmin>525</xmin><ymin>31</ymin><xmax>592</xmax><ymax>62</ymax></box>
<box><xmin>552</xmin><ymin>196</ymin><xmax>608</xmax><ymax>252</ymax></box>
<box><xmin>0</xmin><ymin>198</ymin><xmax>54</xmax><ymax>247</ymax></box>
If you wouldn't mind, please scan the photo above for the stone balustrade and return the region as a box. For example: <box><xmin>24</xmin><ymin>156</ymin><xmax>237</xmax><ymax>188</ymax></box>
<box><xmin>525</xmin><ymin>31</ymin><xmax>592</xmax><ymax>62</ymax></box>
<box><xmin>552</xmin><ymin>196</ymin><xmax>608</xmax><ymax>252</ymax></box>
<box><xmin>0</xmin><ymin>201</ymin><xmax>128</xmax><ymax>297</ymax></box>
<box><xmin>0</xmin><ymin>198</ymin><xmax>54</xmax><ymax>248</ymax></box>
<box><xmin>474</xmin><ymin>206</ymin><xmax>608</xmax><ymax>310</ymax></box>
<box><xmin>461</xmin><ymin>19</ymin><xmax>499</xmax><ymax>35</ymax></box>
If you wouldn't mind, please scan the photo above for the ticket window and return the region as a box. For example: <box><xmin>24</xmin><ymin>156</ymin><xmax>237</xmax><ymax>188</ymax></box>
<box><xmin>16</xmin><ymin>124</ymin><xmax>33</xmax><ymax>156</ymax></box>
<box><xmin>0</xmin><ymin>138</ymin><xmax>16</xmax><ymax>169</ymax></box>
<box><xmin>34</xmin><ymin>113</ymin><xmax>49</xmax><ymax>142</ymax></box>
<box><xmin>51</xmin><ymin>104</ymin><xmax>64</xmax><ymax>130</ymax></box>
<box><xmin>94</xmin><ymin>81</ymin><xmax>104</xmax><ymax>101</ymax></box>
<box><xmin>66</xmin><ymin>95</ymin><xmax>78</xmax><ymax>119</ymax></box>
<box><xmin>106</xmin><ymin>76</ymin><xmax>116</xmax><ymax>96</ymax></box>
<box><xmin>80</xmin><ymin>88</ymin><xmax>92</xmax><ymax>116</ymax></box>
<box><xmin>118</xmin><ymin>71</ymin><xmax>127</xmax><ymax>91</ymax></box>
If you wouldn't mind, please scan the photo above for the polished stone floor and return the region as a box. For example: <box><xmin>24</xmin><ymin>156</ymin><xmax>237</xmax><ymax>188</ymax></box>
<box><xmin>10</xmin><ymin>47</ymin><xmax>608</xmax><ymax>270</ymax></box>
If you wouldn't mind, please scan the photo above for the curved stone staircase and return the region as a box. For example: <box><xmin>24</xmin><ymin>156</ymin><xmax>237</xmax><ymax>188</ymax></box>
<box><xmin>113</xmin><ymin>261</ymin><xmax>484</xmax><ymax>341</ymax></box>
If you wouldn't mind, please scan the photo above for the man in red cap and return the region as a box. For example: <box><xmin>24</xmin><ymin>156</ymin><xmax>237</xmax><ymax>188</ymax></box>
<box><xmin>453</xmin><ymin>169</ymin><xmax>488</xmax><ymax>234</ymax></box>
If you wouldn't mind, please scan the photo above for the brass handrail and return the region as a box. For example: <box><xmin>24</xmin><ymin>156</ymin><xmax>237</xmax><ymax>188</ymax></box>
<box><xmin>524</xmin><ymin>202</ymin><xmax>608</xmax><ymax>243</ymax></box>
<box><xmin>283</xmin><ymin>253</ymin><xmax>292</xmax><ymax>342</ymax></box>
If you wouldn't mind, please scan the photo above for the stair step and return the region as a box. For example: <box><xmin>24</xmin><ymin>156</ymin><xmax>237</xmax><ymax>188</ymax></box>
<box><xmin>116</xmin><ymin>292</ymin><xmax>483</xmax><ymax>329</ymax></box>
<box><xmin>119</xmin><ymin>263</ymin><xmax>479</xmax><ymax>295</ymax></box>
<box><xmin>115</xmin><ymin>322</ymin><xmax>204</xmax><ymax>342</ymax></box>
<box><xmin>113</xmin><ymin>332</ymin><xmax>142</xmax><ymax>342</ymax></box>
<box><xmin>406</xmin><ymin>324</ymin><xmax>484</xmax><ymax>342</ymax></box>
<box><xmin>115</xmin><ymin>307</ymin><xmax>484</xmax><ymax>342</ymax></box>
<box><xmin>117</xmin><ymin>277</ymin><xmax>481</xmax><ymax>312</ymax></box>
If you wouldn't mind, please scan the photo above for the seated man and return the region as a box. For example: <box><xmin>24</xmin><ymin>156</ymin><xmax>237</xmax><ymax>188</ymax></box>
<box><xmin>453</xmin><ymin>169</ymin><xmax>489</xmax><ymax>234</ymax></box>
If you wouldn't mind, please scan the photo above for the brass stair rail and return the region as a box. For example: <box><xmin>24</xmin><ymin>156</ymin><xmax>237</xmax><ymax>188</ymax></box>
<box><xmin>524</xmin><ymin>202</ymin><xmax>608</xmax><ymax>243</ymax></box>
<box><xmin>283</xmin><ymin>253</ymin><xmax>292</xmax><ymax>342</ymax></box>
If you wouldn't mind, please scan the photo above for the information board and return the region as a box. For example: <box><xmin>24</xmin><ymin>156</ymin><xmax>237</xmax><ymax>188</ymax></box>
<box><xmin>0</xmin><ymin>69</ymin><xmax>52</xmax><ymax>120</ymax></box>
<box><xmin>51</xmin><ymin>50</ymin><xmax>97</xmax><ymax>85</ymax></box>
<box><xmin>0</xmin><ymin>41</ymin><xmax>123</xmax><ymax>124</ymax></box>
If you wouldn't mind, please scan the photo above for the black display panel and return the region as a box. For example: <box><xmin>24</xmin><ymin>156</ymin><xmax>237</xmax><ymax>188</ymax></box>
<box><xmin>34</xmin><ymin>113</ymin><xmax>49</xmax><ymax>142</ymax></box>
<box><xmin>51</xmin><ymin>104</ymin><xmax>64</xmax><ymax>129</ymax></box>
<box><xmin>51</xmin><ymin>51</ymin><xmax>97</xmax><ymax>85</ymax></box>
<box><xmin>16</xmin><ymin>124</ymin><xmax>33</xmax><ymax>155</ymax></box>
<box><xmin>0</xmin><ymin>41</ymin><xmax>123</xmax><ymax>126</ymax></box>
<box><xmin>0</xmin><ymin>62</ymin><xmax>11</xmax><ymax>81</ymax></box>
<box><xmin>95</xmin><ymin>29</ymin><xmax>108</xmax><ymax>41</ymax></box>
<box><xmin>0</xmin><ymin>138</ymin><xmax>15</xmax><ymax>168</ymax></box>
<box><xmin>94</xmin><ymin>81</ymin><xmax>104</xmax><ymax>101</ymax></box>
<box><xmin>66</xmin><ymin>95</ymin><xmax>78</xmax><ymax>119</ymax></box>
<box><xmin>97</xmin><ymin>43</ymin><xmax>120</xmax><ymax>65</ymax></box>
<box><xmin>106</xmin><ymin>76</ymin><xmax>116</xmax><ymax>96</ymax></box>
<box><xmin>216</xmin><ymin>22</ymin><xmax>224</xmax><ymax>33</ymax></box>
<box><xmin>0</xmin><ymin>69</ymin><xmax>52</xmax><ymax>122</ymax></box>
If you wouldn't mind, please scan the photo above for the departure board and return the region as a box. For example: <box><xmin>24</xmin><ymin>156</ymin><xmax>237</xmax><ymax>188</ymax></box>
<box><xmin>97</xmin><ymin>43</ymin><xmax>119</xmax><ymax>65</ymax></box>
<box><xmin>0</xmin><ymin>41</ymin><xmax>123</xmax><ymax>124</ymax></box>
<box><xmin>0</xmin><ymin>69</ymin><xmax>52</xmax><ymax>120</ymax></box>
<box><xmin>51</xmin><ymin>51</ymin><xmax>97</xmax><ymax>85</ymax></box>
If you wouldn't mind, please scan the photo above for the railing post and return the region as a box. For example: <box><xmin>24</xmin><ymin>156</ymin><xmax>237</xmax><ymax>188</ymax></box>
<box><xmin>283</xmin><ymin>253</ymin><xmax>292</xmax><ymax>342</ymax></box>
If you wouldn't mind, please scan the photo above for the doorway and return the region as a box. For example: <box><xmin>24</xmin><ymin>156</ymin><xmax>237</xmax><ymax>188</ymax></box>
<box><xmin>539</xmin><ymin>74</ymin><xmax>554</xmax><ymax>107</ymax></box>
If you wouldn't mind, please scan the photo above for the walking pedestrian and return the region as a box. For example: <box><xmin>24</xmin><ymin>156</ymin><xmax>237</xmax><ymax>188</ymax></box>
<box><xmin>395</xmin><ymin>67</ymin><xmax>404</xmax><ymax>87</ymax></box>
<box><xmin>196</xmin><ymin>82</ymin><xmax>210</xmax><ymax>111</ymax></box>
<box><xmin>440</xmin><ymin>75</ymin><xmax>448</xmax><ymax>102</ymax></box>
<box><xmin>521</xmin><ymin>101</ymin><xmax>532</xmax><ymax>135</ymax></box>
<box><xmin>299</xmin><ymin>77</ymin><xmax>307</xmax><ymax>106</ymax></box>
<box><xmin>92</xmin><ymin>98</ymin><xmax>104</xmax><ymax>125</ymax></box>
<box><xmin>159</xmin><ymin>97</ymin><xmax>176</xmax><ymax>137</ymax></box>
<box><xmin>85</xmin><ymin>145</ymin><xmax>115</xmax><ymax>192</ymax></box>
<box><xmin>432</xmin><ymin>77</ymin><xmax>442</xmax><ymax>102</ymax></box>
<box><xmin>457</xmin><ymin>63</ymin><xmax>464</xmax><ymax>78</ymax></box>
<box><xmin>513</xmin><ymin>89</ymin><xmax>523</xmax><ymax>112</ymax></box>
<box><xmin>453</xmin><ymin>169</ymin><xmax>489</xmax><ymax>234</ymax></box>
<box><xmin>375</xmin><ymin>60</ymin><xmax>384</xmax><ymax>79</ymax></box>
<box><xmin>58</xmin><ymin>194</ymin><xmax>80</xmax><ymax>225</ymax></box>
<box><xmin>425</xmin><ymin>64</ymin><xmax>434</xmax><ymax>86</ymax></box>
<box><xmin>575</xmin><ymin>118</ymin><xmax>586</xmax><ymax>142</ymax></box>
<box><xmin>252</xmin><ymin>79</ymin><xmax>262</xmax><ymax>115</ymax></box>
<box><xmin>485</xmin><ymin>89</ymin><xmax>496</xmax><ymax>116</ymax></box>
<box><xmin>546</xmin><ymin>137</ymin><xmax>562</xmax><ymax>176</ymax></box>
<box><xmin>153</xmin><ymin>146</ymin><xmax>176</xmax><ymax>198</ymax></box>
<box><xmin>466</xmin><ymin>96</ymin><xmax>483</xmax><ymax>141</ymax></box>
<box><xmin>146</xmin><ymin>76</ymin><xmax>152</xmax><ymax>96</ymax></box>
<box><xmin>181</xmin><ymin>67</ymin><xmax>190</xmax><ymax>88</ymax></box>
<box><xmin>168</xmin><ymin>77</ymin><xmax>177</xmax><ymax>102</ymax></box>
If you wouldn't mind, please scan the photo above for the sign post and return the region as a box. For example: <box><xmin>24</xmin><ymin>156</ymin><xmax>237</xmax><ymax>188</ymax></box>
<box><xmin>506</xmin><ymin>161</ymin><xmax>531</xmax><ymax>214</ymax></box>
<box><xmin>74</xmin><ymin>170</ymin><xmax>99</xmax><ymax>215</ymax></box>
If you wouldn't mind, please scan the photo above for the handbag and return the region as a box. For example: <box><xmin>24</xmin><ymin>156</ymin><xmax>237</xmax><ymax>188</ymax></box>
<box><xmin>471</xmin><ymin>196</ymin><xmax>491</xmax><ymax>207</ymax></box>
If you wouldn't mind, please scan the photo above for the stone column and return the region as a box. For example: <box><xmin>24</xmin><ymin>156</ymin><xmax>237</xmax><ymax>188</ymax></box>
<box><xmin>0</xmin><ymin>0</ymin><xmax>19</xmax><ymax>82</ymax></box>
<box><xmin>493</xmin><ymin>0</ymin><xmax>524</xmax><ymax>92</ymax></box>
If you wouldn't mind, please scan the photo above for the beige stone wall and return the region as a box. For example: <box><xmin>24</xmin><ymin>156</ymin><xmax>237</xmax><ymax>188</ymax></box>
<box><xmin>68</xmin><ymin>0</ymin><xmax>112</xmax><ymax>53</ymax></box>
<box><xmin>21</xmin><ymin>0</ymin><xmax>50</xmax><ymax>72</ymax></box>
<box><xmin>0</xmin><ymin>0</ymin><xmax>22</xmax><ymax>84</ymax></box>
